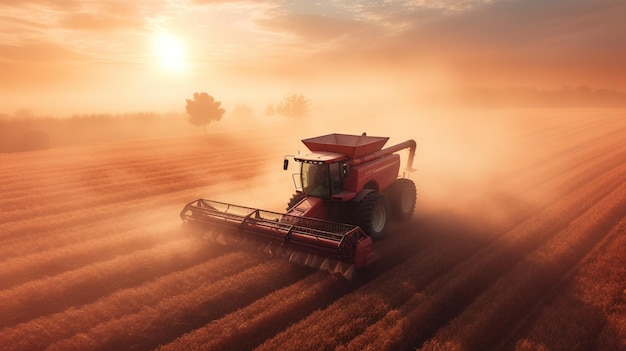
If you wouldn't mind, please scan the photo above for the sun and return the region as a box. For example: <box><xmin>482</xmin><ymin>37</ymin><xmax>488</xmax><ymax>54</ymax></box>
<box><xmin>152</xmin><ymin>30</ymin><xmax>187</xmax><ymax>73</ymax></box>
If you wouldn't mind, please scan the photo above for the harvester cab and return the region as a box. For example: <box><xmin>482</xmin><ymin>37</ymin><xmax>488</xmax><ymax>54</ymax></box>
<box><xmin>181</xmin><ymin>133</ymin><xmax>417</xmax><ymax>279</ymax></box>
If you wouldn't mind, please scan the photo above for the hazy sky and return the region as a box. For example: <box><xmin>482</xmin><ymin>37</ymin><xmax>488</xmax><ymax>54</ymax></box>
<box><xmin>1</xmin><ymin>0</ymin><xmax>625</xmax><ymax>115</ymax></box>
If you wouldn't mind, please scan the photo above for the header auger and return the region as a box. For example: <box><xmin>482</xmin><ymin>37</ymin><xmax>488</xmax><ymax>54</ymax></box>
<box><xmin>180</xmin><ymin>133</ymin><xmax>417</xmax><ymax>279</ymax></box>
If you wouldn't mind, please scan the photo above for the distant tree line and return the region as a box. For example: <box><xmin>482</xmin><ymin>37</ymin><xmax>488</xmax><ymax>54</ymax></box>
<box><xmin>6</xmin><ymin>85</ymin><xmax>623</xmax><ymax>152</ymax></box>
<box><xmin>0</xmin><ymin>112</ymin><xmax>193</xmax><ymax>153</ymax></box>
<box><xmin>0</xmin><ymin>90</ymin><xmax>314</xmax><ymax>152</ymax></box>
<box><xmin>446</xmin><ymin>86</ymin><xmax>626</xmax><ymax>108</ymax></box>
<box><xmin>184</xmin><ymin>92</ymin><xmax>311</xmax><ymax>134</ymax></box>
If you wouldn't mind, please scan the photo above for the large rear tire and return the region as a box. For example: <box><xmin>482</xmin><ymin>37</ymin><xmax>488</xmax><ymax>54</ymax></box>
<box><xmin>353</xmin><ymin>192</ymin><xmax>389</xmax><ymax>240</ymax></box>
<box><xmin>387</xmin><ymin>178</ymin><xmax>416</xmax><ymax>221</ymax></box>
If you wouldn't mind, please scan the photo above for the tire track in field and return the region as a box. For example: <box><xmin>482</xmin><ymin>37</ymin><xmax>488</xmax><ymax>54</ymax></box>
<box><xmin>340</xmin><ymin>163</ymin><xmax>625</xmax><ymax>351</ymax></box>
<box><xmin>0</xmin><ymin>251</ymin><xmax>258</xmax><ymax>351</ymax></box>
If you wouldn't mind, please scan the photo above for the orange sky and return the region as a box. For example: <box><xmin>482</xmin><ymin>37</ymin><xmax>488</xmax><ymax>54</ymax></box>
<box><xmin>1</xmin><ymin>0</ymin><xmax>625</xmax><ymax>115</ymax></box>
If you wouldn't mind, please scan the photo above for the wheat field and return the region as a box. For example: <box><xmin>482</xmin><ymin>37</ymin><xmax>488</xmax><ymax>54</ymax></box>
<box><xmin>1</xmin><ymin>110</ymin><xmax>624</xmax><ymax>351</ymax></box>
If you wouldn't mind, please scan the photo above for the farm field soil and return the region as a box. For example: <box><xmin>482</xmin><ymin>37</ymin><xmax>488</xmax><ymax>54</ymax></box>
<box><xmin>0</xmin><ymin>110</ymin><xmax>625</xmax><ymax>351</ymax></box>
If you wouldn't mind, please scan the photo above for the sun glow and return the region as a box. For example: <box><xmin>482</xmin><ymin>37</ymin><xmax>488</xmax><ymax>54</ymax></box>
<box><xmin>152</xmin><ymin>30</ymin><xmax>187</xmax><ymax>73</ymax></box>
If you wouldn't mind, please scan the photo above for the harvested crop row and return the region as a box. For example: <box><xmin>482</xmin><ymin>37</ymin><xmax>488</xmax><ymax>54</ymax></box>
<box><xmin>0</xmin><ymin>202</ymin><xmax>183</xmax><ymax>259</ymax></box>
<box><xmin>482</xmin><ymin>112</ymin><xmax>623</xmax><ymax>171</ymax></box>
<box><xmin>0</xmin><ymin>218</ymin><xmax>182</xmax><ymax>290</ymax></box>
<box><xmin>45</xmin><ymin>260</ymin><xmax>311</xmax><ymax>351</ymax></box>
<box><xmin>157</xmin><ymin>272</ymin><xmax>348</xmax><ymax>351</ymax></box>
<box><xmin>340</xmin><ymin>162</ymin><xmax>625</xmax><ymax>350</ymax></box>
<box><xmin>0</xmin><ymin>132</ymin><xmax>286</xmax><ymax>185</ymax></box>
<box><xmin>510</xmin><ymin>137</ymin><xmax>626</xmax><ymax>205</ymax></box>
<box><xmin>496</xmin><ymin>125</ymin><xmax>626</xmax><ymax>191</ymax></box>
<box><xmin>502</xmin><ymin>110</ymin><xmax>623</xmax><ymax>150</ymax></box>
<box><xmin>254</xmin><ymin>205</ymin><xmax>503</xmax><ymax>351</ymax></box>
<box><xmin>487</xmin><ymin>116</ymin><xmax>625</xmax><ymax>192</ymax></box>
<box><xmin>0</xmin><ymin>151</ymin><xmax>266</xmax><ymax>218</ymax></box>
<box><xmin>0</xmin><ymin>130</ymin><xmax>275</xmax><ymax>185</ymax></box>
<box><xmin>512</xmin><ymin>217</ymin><xmax>626</xmax><ymax>351</ymax></box>
<box><xmin>0</xmin><ymin>195</ymin><xmax>188</xmax><ymax>252</ymax></box>
<box><xmin>0</xmin><ymin>237</ymin><xmax>227</xmax><ymax>328</ymax></box>
<box><xmin>253</xmin><ymin>158</ymin><xmax>542</xmax><ymax>351</ymax></box>
<box><xmin>0</xmin><ymin>173</ymin><xmax>254</xmax><ymax>239</ymax></box>
<box><xmin>419</xmin><ymin>180</ymin><xmax>626</xmax><ymax>350</ymax></box>
<box><xmin>482</xmin><ymin>129</ymin><xmax>626</xmax><ymax>219</ymax></box>
<box><xmin>0</xmin><ymin>132</ymin><xmax>280</xmax><ymax>176</ymax></box>
<box><xmin>0</xmin><ymin>251</ymin><xmax>258</xmax><ymax>351</ymax></box>
<box><xmin>0</xmin><ymin>144</ymin><xmax>267</xmax><ymax>200</ymax></box>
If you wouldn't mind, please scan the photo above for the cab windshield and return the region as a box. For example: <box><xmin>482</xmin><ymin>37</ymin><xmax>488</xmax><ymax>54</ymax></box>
<box><xmin>302</xmin><ymin>162</ymin><xmax>342</xmax><ymax>198</ymax></box>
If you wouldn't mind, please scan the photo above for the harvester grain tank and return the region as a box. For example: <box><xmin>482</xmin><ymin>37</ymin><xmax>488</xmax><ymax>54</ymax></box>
<box><xmin>180</xmin><ymin>133</ymin><xmax>417</xmax><ymax>278</ymax></box>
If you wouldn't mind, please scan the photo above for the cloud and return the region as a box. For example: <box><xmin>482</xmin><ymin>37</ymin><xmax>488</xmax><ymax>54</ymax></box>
<box><xmin>1</xmin><ymin>0</ymin><xmax>625</xmax><ymax>115</ymax></box>
<box><xmin>0</xmin><ymin>40</ymin><xmax>86</xmax><ymax>62</ymax></box>
<box><xmin>237</xmin><ymin>0</ymin><xmax>626</xmax><ymax>89</ymax></box>
<box><xmin>255</xmin><ymin>13</ymin><xmax>380</xmax><ymax>44</ymax></box>
<box><xmin>0</xmin><ymin>0</ymin><xmax>83</xmax><ymax>11</ymax></box>
<box><xmin>60</xmin><ymin>12</ymin><xmax>140</xmax><ymax>31</ymax></box>
<box><xmin>401</xmin><ymin>0</ymin><xmax>626</xmax><ymax>86</ymax></box>
<box><xmin>192</xmin><ymin>0</ymin><xmax>276</xmax><ymax>4</ymax></box>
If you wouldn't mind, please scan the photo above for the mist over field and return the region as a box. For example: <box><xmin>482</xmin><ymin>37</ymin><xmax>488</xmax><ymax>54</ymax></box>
<box><xmin>2</xmin><ymin>0</ymin><xmax>626</xmax><ymax>349</ymax></box>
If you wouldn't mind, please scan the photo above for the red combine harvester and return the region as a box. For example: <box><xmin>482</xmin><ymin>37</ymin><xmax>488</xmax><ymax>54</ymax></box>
<box><xmin>180</xmin><ymin>133</ymin><xmax>417</xmax><ymax>278</ymax></box>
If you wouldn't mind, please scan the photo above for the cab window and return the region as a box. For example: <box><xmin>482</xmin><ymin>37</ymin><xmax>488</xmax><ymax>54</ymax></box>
<box><xmin>302</xmin><ymin>163</ymin><xmax>330</xmax><ymax>198</ymax></box>
<box><xmin>329</xmin><ymin>162</ymin><xmax>343</xmax><ymax>195</ymax></box>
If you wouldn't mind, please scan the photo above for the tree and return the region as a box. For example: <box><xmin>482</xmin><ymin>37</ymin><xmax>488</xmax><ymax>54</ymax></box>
<box><xmin>185</xmin><ymin>92</ymin><xmax>225</xmax><ymax>134</ymax></box>
<box><xmin>230</xmin><ymin>103</ymin><xmax>257</xmax><ymax>124</ymax></box>
<box><xmin>276</xmin><ymin>94</ymin><xmax>311</xmax><ymax>119</ymax></box>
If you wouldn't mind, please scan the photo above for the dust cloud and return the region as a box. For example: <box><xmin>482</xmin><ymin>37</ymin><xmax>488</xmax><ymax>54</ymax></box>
<box><xmin>204</xmin><ymin>96</ymin><xmax>542</xmax><ymax>232</ymax></box>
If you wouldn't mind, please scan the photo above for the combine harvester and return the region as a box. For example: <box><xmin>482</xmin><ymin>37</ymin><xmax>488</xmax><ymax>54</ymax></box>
<box><xmin>180</xmin><ymin>133</ymin><xmax>417</xmax><ymax>278</ymax></box>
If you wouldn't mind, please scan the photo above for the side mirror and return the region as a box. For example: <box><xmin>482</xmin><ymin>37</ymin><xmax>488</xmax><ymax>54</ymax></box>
<box><xmin>283</xmin><ymin>159</ymin><xmax>289</xmax><ymax>170</ymax></box>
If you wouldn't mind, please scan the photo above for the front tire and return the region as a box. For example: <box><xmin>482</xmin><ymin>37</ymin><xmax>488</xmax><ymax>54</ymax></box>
<box><xmin>354</xmin><ymin>192</ymin><xmax>389</xmax><ymax>240</ymax></box>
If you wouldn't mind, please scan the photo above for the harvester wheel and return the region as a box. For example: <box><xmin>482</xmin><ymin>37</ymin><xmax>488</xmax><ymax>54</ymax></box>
<box><xmin>286</xmin><ymin>192</ymin><xmax>307</xmax><ymax>211</ymax></box>
<box><xmin>388</xmin><ymin>178</ymin><xmax>416</xmax><ymax>221</ymax></box>
<box><xmin>354</xmin><ymin>192</ymin><xmax>389</xmax><ymax>240</ymax></box>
